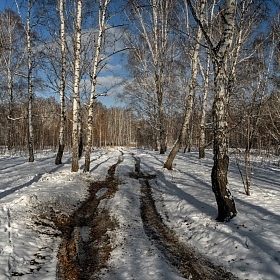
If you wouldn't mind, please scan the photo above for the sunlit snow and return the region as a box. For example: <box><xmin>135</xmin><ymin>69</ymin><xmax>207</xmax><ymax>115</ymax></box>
<box><xmin>0</xmin><ymin>148</ymin><xmax>279</xmax><ymax>279</ymax></box>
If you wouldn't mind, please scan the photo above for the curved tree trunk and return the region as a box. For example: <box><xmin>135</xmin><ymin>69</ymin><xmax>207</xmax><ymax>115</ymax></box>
<box><xmin>164</xmin><ymin>93</ymin><xmax>193</xmax><ymax>169</ymax></box>
<box><xmin>164</xmin><ymin>10</ymin><xmax>203</xmax><ymax>169</ymax></box>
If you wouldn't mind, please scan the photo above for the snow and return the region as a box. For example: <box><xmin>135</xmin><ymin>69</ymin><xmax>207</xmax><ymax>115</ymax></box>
<box><xmin>0</xmin><ymin>147</ymin><xmax>280</xmax><ymax>279</ymax></box>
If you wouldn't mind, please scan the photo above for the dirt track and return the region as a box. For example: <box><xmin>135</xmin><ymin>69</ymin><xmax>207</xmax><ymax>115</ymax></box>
<box><xmin>55</xmin><ymin>158</ymin><xmax>122</xmax><ymax>280</ymax></box>
<box><xmin>49</xmin><ymin>154</ymin><xmax>237</xmax><ymax>279</ymax></box>
<box><xmin>140</xmin><ymin>178</ymin><xmax>237</xmax><ymax>280</ymax></box>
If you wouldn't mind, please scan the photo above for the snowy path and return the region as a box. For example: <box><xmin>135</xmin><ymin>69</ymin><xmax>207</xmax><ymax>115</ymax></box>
<box><xmin>0</xmin><ymin>148</ymin><xmax>279</xmax><ymax>279</ymax></box>
<box><xmin>97</xmin><ymin>153</ymin><xmax>187</xmax><ymax>280</ymax></box>
<box><xmin>136</xmin><ymin>150</ymin><xmax>280</xmax><ymax>280</ymax></box>
<box><xmin>97</xmin><ymin>152</ymin><xmax>236</xmax><ymax>280</ymax></box>
<box><xmin>0</xmin><ymin>149</ymin><xmax>119</xmax><ymax>279</ymax></box>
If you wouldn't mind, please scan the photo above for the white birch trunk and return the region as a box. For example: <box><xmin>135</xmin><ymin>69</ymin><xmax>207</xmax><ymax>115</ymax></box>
<box><xmin>211</xmin><ymin>0</ymin><xmax>237</xmax><ymax>221</ymax></box>
<box><xmin>130</xmin><ymin>0</ymin><xmax>173</xmax><ymax>154</ymax></box>
<box><xmin>71</xmin><ymin>0</ymin><xmax>82</xmax><ymax>172</ymax></box>
<box><xmin>55</xmin><ymin>0</ymin><xmax>67</xmax><ymax>165</ymax></box>
<box><xmin>84</xmin><ymin>0</ymin><xmax>110</xmax><ymax>172</ymax></box>
<box><xmin>15</xmin><ymin>0</ymin><xmax>35</xmax><ymax>162</ymax></box>
<box><xmin>7</xmin><ymin>68</ymin><xmax>13</xmax><ymax>150</ymax></box>
<box><xmin>198</xmin><ymin>54</ymin><xmax>210</xmax><ymax>159</ymax></box>
<box><xmin>164</xmin><ymin>1</ymin><xmax>204</xmax><ymax>170</ymax></box>
<box><xmin>0</xmin><ymin>10</ymin><xmax>26</xmax><ymax>151</ymax></box>
<box><xmin>186</xmin><ymin>0</ymin><xmax>238</xmax><ymax>221</ymax></box>
<box><xmin>27</xmin><ymin>0</ymin><xmax>34</xmax><ymax>162</ymax></box>
<box><xmin>198</xmin><ymin>0</ymin><xmax>212</xmax><ymax>159</ymax></box>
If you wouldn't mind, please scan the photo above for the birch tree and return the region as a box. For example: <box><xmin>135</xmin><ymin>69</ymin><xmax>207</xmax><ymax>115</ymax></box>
<box><xmin>127</xmin><ymin>0</ymin><xmax>176</xmax><ymax>154</ymax></box>
<box><xmin>0</xmin><ymin>10</ymin><xmax>26</xmax><ymax>151</ymax></box>
<box><xmin>197</xmin><ymin>0</ymin><xmax>218</xmax><ymax>159</ymax></box>
<box><xmin>210</xmin><ymin>0</ymin><xmax>237</xmax><ymax>221</ymax></box>
<box><xmin>164</xmin><ymin>0</ymin><xmax>205</xmax><ymax>170</ymax></box>
<box><xmin>238</xmin><ymin>35</ymin><xmax>275</xmax><ymax>195</ymax></box>
<box><xmin>224</xmin><ymin>0</ymin><xmax>269</xmax><ymax>195</ymax></box>
<box><xmin>14</xmin><ymin>0</ymin><xmax>37</xmax><ymax>162</ymax></box>
<box><xmin>71</xmin><ymin>0</ymin><xmax>82</xmax><ymax>172</ymax></box>
<box><xmin>26</xmin><ymin>0</ymin><xmax>35</xmax><ymax>162</ymax></box>
<box><xmin>265</xmin><ymin>14</ymin><xmax>280</xmax><ymax>154</ymax></box>
<box><xmin>187</xmin><ymin>0</ymin><xmax>237</xmax><ymax>221</ymax></box>
<box><xmin>198</xmin><ymin>51</ymin><xmax>211</xmax><ymax>158</ymax></box>
<box><xmin>55</xmin><ymin>0</ymin><xmax>67</xmax><ymax>165</ymax></box>
<box><xmin>83</xmin><ymin>0</ymin><xmax>110</xmax><ymax>172</ymax></box>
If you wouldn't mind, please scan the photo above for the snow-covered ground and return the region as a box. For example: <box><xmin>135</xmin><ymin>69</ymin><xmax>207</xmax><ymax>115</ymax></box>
<box><xmin>0</xmin><ymin>147</ymin><xmax>279</xmax><ymax>279</ymax></box>
<box><xmin>134</xmin><ymin>149</ymin><xmax>280</xmax><ymax>280</ymax></box>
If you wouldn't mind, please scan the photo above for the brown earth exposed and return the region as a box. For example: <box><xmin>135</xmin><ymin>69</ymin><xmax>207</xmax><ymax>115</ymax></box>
<box><xmin>54</xmin><ymin>158</ymin><xmax>121</xmax><ymax>280</ymax></box>
<box><xmin>34</xmin><ymin>154</ymin><xmax>238</xmax><ymax>279</ymax></box>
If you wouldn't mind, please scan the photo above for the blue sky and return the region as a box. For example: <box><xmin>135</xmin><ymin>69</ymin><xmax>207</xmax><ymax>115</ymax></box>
<box><xmin>2</xmin><ymin>0</ymin><xmax>276</xmax><ymax>108</ymax></box>
<box><xmin>0</xmin><ymin>0</ymin><xmax>127</xmax><ymax>108</ymax></box>
<box><xmin>0</xmin><ymin>0</ymin><xmax>16</xmax><ymax>11</ymax></box>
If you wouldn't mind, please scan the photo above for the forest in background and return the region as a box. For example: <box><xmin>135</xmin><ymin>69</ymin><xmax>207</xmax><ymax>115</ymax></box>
<box><xmin>1</xmin><ymin>0</ymin><xmax>280</xmax><ymax>221</ymax></box>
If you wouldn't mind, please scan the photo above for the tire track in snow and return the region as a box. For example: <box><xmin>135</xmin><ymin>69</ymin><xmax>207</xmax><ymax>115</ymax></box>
<box><xmin>55</xmin><ymin>152</ymin><xmax>123</xmax><ymax>280</ymax></box>
<box><xmin>133</xmin><ymin>157</ymin><xmax>238</xmax><ymax>280</ymax></box>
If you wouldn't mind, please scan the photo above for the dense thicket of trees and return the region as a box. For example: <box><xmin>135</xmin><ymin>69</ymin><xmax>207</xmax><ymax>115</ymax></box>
<box><xmin>0</xmin><ymin>0</ymin><xmax>279</xmax><ymax>221</ymax></box>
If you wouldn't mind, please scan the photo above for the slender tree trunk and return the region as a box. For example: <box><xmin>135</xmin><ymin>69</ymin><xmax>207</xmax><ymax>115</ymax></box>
<box><xmin>199</xmin><ymin>55</ymin><xmax>210</xmax><ymax>159</ymax></box>
<box><xmin>27</xmin><ymin>0</ymin><xmax>34</xmax><ymax>162</ymax></box>
<box><xmin>84</xmin><ymin>0</ymin><xmax>110</xmax><ymax>172</ymax></box>
<box><xmin>164</xmin><ymin>14</ymin><xmax>203</xmax><ymax>169</ymax></box>
<box><xmin>152</xmin><ymin>1</ymin><xmax>166</xmax><ymax>155</ymax></box>
<box><xmin>71</xmin><ymin>0</ymin><xmax>82</xmax><ymax>172</ymax></box>
<box><xmin>244</xmin><ymin>149</ymin><xmax>251</xmax><ymax>195</ymax></box>
<box><xmin>164</xmin><ymin>100</ymin><xmax>191</xmax><ymax>169</ymax></box>
<box><xmin>210</xmin><ymin>0</ymin><xmax>237</xmax><ymax>222</ymax></box>
<box><xmin>78</xmin><ymin>118</ymin><xmax>83</xmax><ymax>158</ymax></box>
<box><xmin>99</xmin><ymin>125</ymin><xmax>102</xmax><ymax>147</ymax></box>
<box><xmin>155</xmin><ymin>62</ymin><xmax>166</xmax><ymax>154</ymax></box>
<box><xmin>243</xmin><ymin>113</ymin><xmax>254</xmax><ymax>196</ymax></box>
<box><xmin>128</xmin><ymin>1</ymin><xmax>174</xmax><ymax>154</ymax></box>
<box><xmin>7</xmin><ymin>69</ymin><xmax>13</xmax><ymax>151</ymax></box>
<box><xmin>152</xmin><ymin>129</ymin><xmax>158</xmax><ymax>151</ymax></box>
<box><xmin>55</xmin><ymin>0</ymin><xmax>66</xmax><ymax>165</ymax></box>
<box><xmin>197</xmin><ymin>0</ymin><xmax>212</xmax><ymax>159</ymax></box>
<box><xmin>158</xmin><ymin>90</ymin><xmax>166</xmax><ymax>154</ymax></box>
<box><xmin>187</xmin><ymin>110</ymin><xmax>194</xmax><ymax>152</ymax></box>
<box><xmin>27</xmin><ymin>84</ymin><xmax>34</xmax><ymax>162</ymax></box>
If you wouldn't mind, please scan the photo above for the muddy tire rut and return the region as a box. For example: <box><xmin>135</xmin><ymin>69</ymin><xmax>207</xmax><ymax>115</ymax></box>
<box><xmin>133</xmin><ymin>156</ymin><xmax>238</xmax><ymax>280</ymax></box>
<box><xmin>54</xmin><ymin>157</ymin><xmax>122</xmax><ymax>280</ymax></box>
<box><xmin>36</xmin><ymin>153</ymin><xmax>238</xmax><ymax>279</ymax></box>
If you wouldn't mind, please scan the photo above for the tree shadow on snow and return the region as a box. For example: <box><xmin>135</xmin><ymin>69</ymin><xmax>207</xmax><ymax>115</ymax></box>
<box><xmin>0</xmin><ymin>173</ymin><xmax>43</xmax><ymax>200</ymax></box>
<box><xmin>140</xmin><ymin>161</ymin><xmax>217</xmax><ymax>219</ymax></box>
